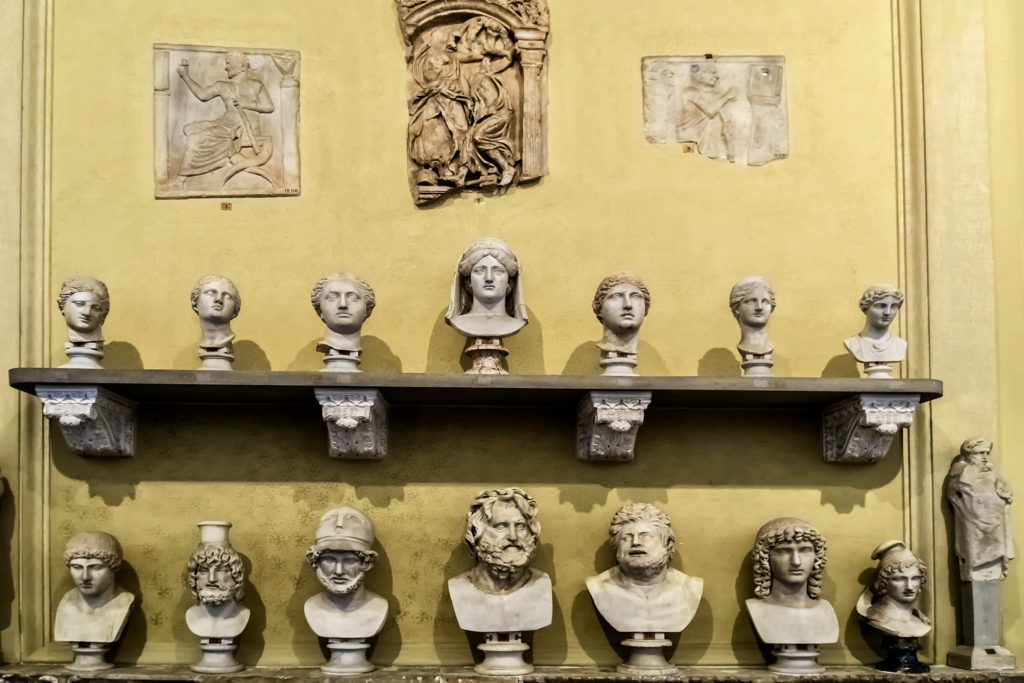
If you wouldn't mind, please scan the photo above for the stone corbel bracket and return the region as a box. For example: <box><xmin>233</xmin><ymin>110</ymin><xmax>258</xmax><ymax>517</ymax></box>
<box><xmin>35</xmin><ymin>385</ymin><xmax>136</xmax><ymax>457</ymax></box>
<box><xmin>314</xmin><ymin>388</ymin><xmax>388</xmax><ymax>459</ymax></box>
<box><xmin>577</xmin><ymin>391</ymin><xmax>652</xmax><ymax>461</ymax></box>
<box><xmin>822</xmin><ymin>393</ymin><xmax>920</xmax><ymax>464</ymax></box>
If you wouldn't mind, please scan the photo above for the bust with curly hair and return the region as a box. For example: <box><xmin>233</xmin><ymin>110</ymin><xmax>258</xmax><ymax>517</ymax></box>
<box><xmin>592</xmin><ymin>273</ymin><xmax>651</xmax><ymax>375</ymax></box>
<box><xmin>729</xmin><ymin>276</ymin><xmax>775</xmax><ymax>376</ymax></box>
<box><xmin>57</xmin><ymin>275</ymin><xmax>110</xmax><ymax>368</ymax></box>
<box><xmin>185</xmin><ymin>524</ymin><xmax>250</xmax><ymax>649</ymax></box>
<box><xmin>586</xmin><ymin>503</ymin><xmax>703</xmax><ymax>636</ymax></box>
<box><xmin>844</xmin><ymin>284</ymin><xmax>907</xmax><ymax>374</ymax></box>
<box><xmin>55</xmin><ymin>531</ymin><xmax>136</xmax><ymax>651</ymax></box>
<box><xmin>856</xmin><ymin>540</ymin><xmax>930</xmax><ymax>639</ymax></box>
<box><xmin>745</xmin><ymin>517</ymin><xmax>838</xmax><ymax>661</ymax></box>
<box><xmin>310</xmin><ymin>273</ymin><xmax>376</xmax><ymax>372</ymax></box>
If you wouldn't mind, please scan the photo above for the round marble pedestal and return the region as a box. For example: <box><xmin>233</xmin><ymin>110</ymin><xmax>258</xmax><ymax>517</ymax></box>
<box><xmin>62</xmin><ymin>345</ymin><xmax>104</xmax><ymax>369</ymax></box>
<box><xmin>321</xmin><ymin>638</ymin><xmax>374</xmax><ymax>675</ymax></box>
<box><xmin>741</xmin><ymin>353</ymin><xmax>773</xmax><ymax>377</ymax></box>
<box><xmin>191</xmin><ymin>637</ymin><xmax>243</xmax><ymax>674</ymax></box>
<box><xmin>769</xmin><ymin>643</ymin><xmax>825</xmax><ymax>675</ymax></box>
<box><xmin>476</xmin><ymin>632</ymin><xmax>531</xmax><ymax>676</ymax></box>
<box><xmin>617</xmin><ymin>634</ymin><xmax>677</xmax><ymax>676</ymax></box>
<box><xmin>864</xmin><ymin>362</ymin><xmax>894</xmax><ymax>379</ymax></box>
<box><xmin>321</xmin><ymin>349</ymin><xmax>361</xmax><ymax>373</ymax></box>
<box><xmin>66</xmin><ymin>642</ymin><xmax>113</xmax><ymax>672</ymax></box>
<box><xmin>199</xmin><ymin>350</ymin><xmax>234</xmax><ymax>371</ymax></box>
<box><xmin>600</xmin><ymin>351</ymin><xmax>638</xmax><ymax>376</ymax></box>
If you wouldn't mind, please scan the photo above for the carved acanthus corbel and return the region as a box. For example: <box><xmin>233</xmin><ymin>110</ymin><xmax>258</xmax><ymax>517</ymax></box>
<box><xmin>314</xmin><ymin>389</ymin><xmax>388</xmax><ymax>459</ymax></box>
<box><xmin>577</xmin><ymin>391</ymin><xmax>652</xmax><ymax>461</ymax></box>
<box><xmin>822</xmin><ymin>393</ymin><xmax>920</xmax><ymax>464</ymax></box>
<box><xmin>35</xmin><ymin>385</ymin><xmax>136</xmax><ymax>457</ymax></box>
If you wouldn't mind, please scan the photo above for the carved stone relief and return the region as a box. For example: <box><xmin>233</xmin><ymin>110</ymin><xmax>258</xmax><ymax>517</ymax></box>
<box><xmin>314</xmin><ymin>389</ymin><xmax>388</xmax><ymax>459</ymax></box>
<box><xmin>154</xmin><ymin>44</ymin><xmax>300</xmax><ymax>198</ymax></box>
<box><xmin>822</xmin><ymin>394</ymin><xmax>919</xmax><ymax>464</ymax></box>
<box><xmin>643</xmin><ymin>56</ymin><xmax>787</xmax><ymax>166</ymax></box>
<box><xmin>577</xmin><ymin>391</ymin><xmax>652</xmax><ymax>461</ymax></box>
<box><xmin>395</xmin><ymin>0</ymin><xmax>549</xmax><ymax>204</ymax></box>
<box><xmin>37</xmin><ymin>386</ymin><xmax>136</xmax><ymax>457</ymax></box>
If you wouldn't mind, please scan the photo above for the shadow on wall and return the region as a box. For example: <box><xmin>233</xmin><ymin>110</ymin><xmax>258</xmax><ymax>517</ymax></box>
<box><xmin>104</xmin><ymin>342</ymin><xmax>144</xmax><ymax>370</ymax></box>
<box><xmin>0</xmin><ymin>479</ymin><xmax>13</xmax><ymax>656</ymax></box>
<box><xmin>560</xmin><ymin>340</ymin><xmax>670</xmax><ymax>376</ymax></box>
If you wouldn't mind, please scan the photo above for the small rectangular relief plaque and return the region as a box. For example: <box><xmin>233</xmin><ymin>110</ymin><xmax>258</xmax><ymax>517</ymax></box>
<box><xmin>154</xmin><ymin>44</ymin><xmax>300</xmax><ymax>198</ymax></box>
<box><xmin>642</xmin><ymin>55</ymin><xmax>787</xmax><ymax>166</ymax></box>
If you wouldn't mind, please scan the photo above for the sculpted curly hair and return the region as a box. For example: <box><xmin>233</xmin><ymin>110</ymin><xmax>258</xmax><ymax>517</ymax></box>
<box><xmin>187</xmin><ymin>545</ymin><xmax>245</xmax><ymax>601</ymax></box>
<box><xmin>608</xmin><ymin>502</ymin><xmax>674</xmax><ymax>558</ymax></box>
<box><xmin>751</xmin><ymin>518</ymin><xmax>826</xmax><ymax>600</ymax></box>
<box><xmin>872</xmin><ymin>559</ymin><xmax>927</xmax><ymax>597</ymax></box>
<box><xmin>592</xmin><ymin>274</ymin><xmax>651</xmax><ymax>323</ymax></box>
<box><xmin>63</xmin><ymin>531</ymin><xmax>123</xmax><ymax>571</ymax></box>
<box><xmin>729</xmin><ymin>276</ymin><xmax>775</xmax><ymax>316</ymax></box>
<box><xmin>858</xmin><ymin>284</ymin><xmax>904</xmax><ymax>313</ymax></box>
<box><xmin>310</xmin><ymin>273</ymin><xmax>376</xmax><ymax>319</ymax></box>
<box><xmin>57</xmin><ymin>276</ymin><xmax>110</xmax><ymax>316</ymax></box>
<box><xmin>190</xmin><ymin>275</ymin><xmax>241</xmax><ymax>318</ymax></box>
<box><xmin>464</xmin><ymin>487</ymin><xmax>540</xmax><ymax>559</ymax></box>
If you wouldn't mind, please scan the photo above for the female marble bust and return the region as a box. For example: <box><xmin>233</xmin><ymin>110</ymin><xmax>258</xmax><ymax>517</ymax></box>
<box><xmin>856</xmin><ymin>540</ymin><xmax>930</xmax><ymax>638</ymax></box>
<box><xmin>844</xmin><ymin>284</ymin><xmax>906</xmax><ymax>370</ymax></box>
<box><xmin>57</xmin><ymin>275</ymin><xmax>110</xmax><ymax>368</ymax></box>
<box><xmin>445</xmin><ymin>238</ymin><xmax>527</xmax><ymax>339</ymax></box>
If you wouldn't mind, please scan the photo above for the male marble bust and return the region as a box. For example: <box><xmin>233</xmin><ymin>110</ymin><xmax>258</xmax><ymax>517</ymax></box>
<box><xmin>445</xmin><ymin>238</ymin><xmax>527</xmax><ymax>340</ymax></box>
<box><xmin>55</xmin><ymin>532</ymin><xmax>135</xmax><ymax>645</ymax></box>
<box><xmin>185</xmin><ymin>537</ymin><xmax>250</xmax><ymax>639</ymax></box>
<box><xmin>586</xmin><ymin>503</ymin><xmax>702</xmax><ymax>633</ymax></box>
<box><xmin>311</xmin><ymin>274</ymin><xmax>376</xmax><ymax>357</ymax></box>
<box><xmin>856</xmin><ymin>540</ymin><xmax>930</xmax><ymax>638</ymax></box>
<box><xmin>448</xmin><ymin>487</ymin><xmax>552</xmax><ymax>633</ymax></box>
<box><xmin>191</xmin><ymin>275</ymin><xmax>241</xmax><ymax>356</ymax></box>
<box><xmin>745</xmin><ymin>517</ymin><xmax>838</xmax><ymax>645</ymax></box>
<box><xmin>304</xmin><ymin>507</ymin><xmax>388</xmax><ymax>639</ymax></box>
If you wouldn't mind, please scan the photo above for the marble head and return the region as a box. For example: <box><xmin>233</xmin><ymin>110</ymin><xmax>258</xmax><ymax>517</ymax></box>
<box><xmin>191</xmin><ymin>275</ymin><xmax>241</xmax><ymax>323</ymax></box>
<box><xmin>608</xmin><ymin>502</ymin><xmax>674</xmax><ymax>582</ymax></box>
<box><xmin>311</xmin><ymin>273</ymin><xmax>376</xmax><ymax>333</ymax></box>
<box><xmin>593</xmin><ymin>273</ymin><xmax>651</xmax><ymax>331</ymax></box>
<box><xmin>187</xmin><ymin>544</ymin><xmax>245</xmax><ymax>605</ymax></box>
<box><xmin>870</xmin><ymin>540</ymin><xmax>927</xmax><ymax>603</ymax></box>
<box><xmin>58</xmin><ymin>275</ymin><xmax>110</xmax><ymax>335</ymax></box>
<box><xmin>729</xmin><ymin>276</ymin><xmax>775</xmax><ymax>325</ymax></box>
<box><xmin>751</xmin><ymin>517</ymin><xmax>826</xmax><ymax>600</ymax></box>
<box><xmin>446</xmin><ymin>238</ymin><xmax>528</xmax><ymax>337</ymax></box>
<box><xmin>305</xmin><ymin>506</ymin><xmax>378</xmax><ymax>596</ymax></box>
<box><xmin>859</xmin><ymin>284</ymin><xmax>904</xmax><ymax>314</ymax></box>
<box><xmin>958</xmin><ymin>435</ymin><xmax>994</xmax><ymax>467</ymax></box>
<box><xmin>64</xmin><ymin>531</ymin><xmax>123</xmax><ymax>597</ymax></box>
<box><xmin>464</xmin><ymin>487</ymin><xmax>540</xmax><ymax>578</ymax></box>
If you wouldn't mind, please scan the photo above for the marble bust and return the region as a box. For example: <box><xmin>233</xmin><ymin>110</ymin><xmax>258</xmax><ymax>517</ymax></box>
<box><xmin>55</xmin><ymin>532</ymin><xmax>135</xmax><ymax>648</ymax></box>
<box><xmin>304</xmin><ymin>506</ymin><xmax>388</xmax><ymax>640</ymax></box>
<box><xmin>844</xmin><ymin>284</ymin><xmax>906</xmax><ymax>378</ymax></box>
<box><xmin>592</xmin><ymin>274</ymin><xmax>651</xmax><ymax>376</ymax></box>
<box><xmin>191</xmin><ymin>275</ymin><xmax>240</xmax><ymax>370</ymax></box>
<box><xmin>587</xmin><ymin>503</ymin><xmax>702</xmax><ymax>633</ymax></box>
<box><xmin>746</xmin><ymin>517</ymin><xmax>837</xmax><ymax>674</ymax></box>
<box><xmin>311</xmin><ymin>274</ymin><xmax>376</xmax><ymax>373</ymax></box>
<box><xmin>729</xmin><ymin>276</ymin><xmax>775</xmax><ymax>376</ymax></box>
<box><xmin>449</xmin><ymin>487</ymin><xmax>552</xmax><ymax>632</ymax></box>
<box><xmin>945</xmin><ymin>437</ymin><xmax>1015</xmax><ymax>582</ymax></box>
<box><xmin>856</xmin><ymin>540</ymin><xmax>930</xmax><ymax>638</ymax></box>
<box><xmin>57</xmin><ymin>275</ymin><xmax>110</xmax><ymax>369</ymax></box>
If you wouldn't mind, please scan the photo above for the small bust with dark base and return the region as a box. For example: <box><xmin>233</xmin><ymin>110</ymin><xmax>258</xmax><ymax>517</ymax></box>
<box><xmin>57</xmin><ymin>276</ymin><xmax>110</xmax><ymax>369</ymax></box>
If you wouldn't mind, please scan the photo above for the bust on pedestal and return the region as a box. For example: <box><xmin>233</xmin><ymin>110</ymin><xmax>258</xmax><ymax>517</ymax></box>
<box><xmin>448</xmin><ymin>488</ymin><xmax>551</xmax><ymax>675</ymax></box>
<box><xmin>844</xmin><ymin>284</ymin><xmax>907</xmax><ymax>378</ymax></box>
<box><xmin>191</xmin><ymin>275</ymin><xmax>241</xmax><ymax>371</ymax></box>
<box><xmin>304</xmin><ymin>506</ymin><xmax>388</xmax><ymax>674</ymax></box>
<box><xmin>729</xmin><ymin>277</ymin><xmax>775</xmax><ymax>377</ymax></box>
<box><xmin>856</xmin><ymin>540</ymin><xmax>931</xmax><ymax>673</ymax></box>
<box><xmin>54</xmin><ymin>532</ymin><xmax>135</xmax><ymax>672</ymax></box>
<box><xmin>57</xmin><ymin>275</ymin><xmax>110</xmax><ymax>369</ymax></box>
<box><xmin>311</xmin><ymin>274</ymin><xmax>375</xmax><ymax>373</ymax></box>
<box><xmin>745</xmin><ymin>517</ymin><xmax>838</xmax><ymax>675</ymax></box>
<box><xmin>586</xmin><ymin>503</ymin><xmax>702</xmax><ymax>675</ymax></box>
<box><xmin>185</xmin><ymin>522</ymin><xmax>250</xmax><ymax>673</ymax></box>
<box><xmin>445</xmin><ymin>238</ymin><xmax>527</xmax><ymax>375</ymax></box>
<box><xmin>945</xmin><ymin>437</ymin><xmax>1016</xmax><ymax>670</ymax></box>
<box><xmin>592</xmin><ymin>274</ymin><xmax>651</xmax><ymax>376</ymax></box>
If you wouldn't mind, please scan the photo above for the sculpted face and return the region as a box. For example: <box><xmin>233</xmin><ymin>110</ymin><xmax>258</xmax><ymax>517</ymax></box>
<box><xmin>195</xmin><ymin>561</ymin><xmax>237</xmax><ymax>605</ymax></box>
<box><xmin>966</xmin><ymin>447</ymin><xmax>993</xmax><ymax>471</ymax></box>
<box><xmin>316</xmin><ymin>550</ymin><xmax>366</xmax><ymax>596</ymax></box>
<box><xmin>696</xmin><ymin>66</ymin><xmax>720</xmax><ymax>87</ymax></box>
<box><xmin>769</xmin><ymin>540</ymin><xmax>815</xmax><ymax>589</ymax></box>
<box><xmin>224</xmin><ymin>54</ymin><xmax>245</xmax><ymax>79</ymax></box>
<box><xmin>196</xmin><ymin>278</ymin><xmax>237</xmax><ymax>324</ymax></box>
<box><xmin>63</xmin><ymin>291</ymin><xmax>106</xmax><ymax>333</ymax></box>
<box><xmin>69</xmin><ymin>557</ymin><xmax>115</xmax><ymax>597</ymax></box>
<box><xmin>615</xmin><ymin>521</ymin><xmax>670</xmax><ymax>579</ymax></box>
<box><xmin>601</xmin><ymin>284</ymin><xmax>646</xmax><ymax>333</ymax></box>
<box><xmin>866</xmin><ymin>295</ymin><xmax>901</xmax><ymax>329</ymax></box>
<box><xmin>884</xmin><ymin>567</ymin><xmax>923</xmax><ymax>606</ymax></box>
<box><xmin>469</xmin><ymin>255</ymin><xmax>510</xmax><ymax>307</ymax></box>
<box><xmin>319</xmin><ymin>278</ymin><xmax>369</xmax><ymax>334</ymax></box>
<box><xmin>735</xmin><ymin>286</ymin><xmax>773</xmax><ymax>327</ymax></box>
<box><xmin>475</xmin><ymin>500</ymin><xmax>536</xmax><ymax>571</ymax></box>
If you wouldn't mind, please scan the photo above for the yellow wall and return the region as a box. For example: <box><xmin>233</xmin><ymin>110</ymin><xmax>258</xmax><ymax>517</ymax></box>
<box><xmin>1</xmin><ymin>0</ymin><xmax>1019</xmax><ymax>671</ymax></box>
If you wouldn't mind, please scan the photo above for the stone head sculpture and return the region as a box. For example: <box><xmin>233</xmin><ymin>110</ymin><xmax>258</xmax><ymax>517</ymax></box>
<box><xmin>729</xmin><ymin>276</ymin><xmax>775</xmax><ymax>376</ymax></box>
<box><xmin>191</xmin><ymin>275</ymin><xmax>240</xmax><ymax>369</ymax></box>
<box><xmin>311</xmin><ymin>273</ymin><xmax>375</xmax><ymax>353</ymax></box>
<box><xmin>187</xmin><ymin>537</ymin><xmax>245</xmax><ymax>607</ymax></box>
<box><xmin>64</xmin><ymin>531</ymin><xmax>123</xmax><ymax>601</ymax></box>
<box><xmin>58</xmin><ymin>276</ymin><xmax>110</xmax><ymax>369</ymax></box>
<box><xmin>608</xmin><ymin>502</ymin><xmax>674</xmax><ymax>584</ymax></box>
<box><xmin>446</xmin><ymin>238</ymin><xmax>527</xmax><ymax>339</ymax></box>
<box><xmin>464</xmin><ymin>487</ymin><xmax>540</xmax><ymax>591</ymax></box>
<box><xmin>305</xmin><ymin>506</ymin><xmax>378</xmax><ymax>596</ymax></box>
<box><xmin>592</xmin><ymin>273</ymin><xmax>650</xmax><ymax>374</ymax></box>
<box><xmin>845</xmin><ymin>284</ymin><xmax>906</xmax><ymax>375</ymax></box>
<box><xmin>751</xmin><ymin>517</ymin><xmax>826</xmax><ymax>606</ymax></box>
<box><xmin>858</xmin><ymin>285</ymin><xmax>904</xmax><ymax>328</ymax></box>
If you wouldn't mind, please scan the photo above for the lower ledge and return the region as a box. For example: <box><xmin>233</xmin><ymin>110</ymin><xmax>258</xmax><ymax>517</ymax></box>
<box><xmin>0</xmin><ymin>665</ymin><xmax>1020</xmax><ymax>683</ymax></box>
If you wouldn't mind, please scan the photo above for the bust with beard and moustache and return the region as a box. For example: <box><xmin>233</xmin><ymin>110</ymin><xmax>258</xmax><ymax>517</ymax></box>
<box><xmin>185</xmin><ymin>544</ymin><xmax>251</xmax><ymax>640</ymax></box>
<box><xmin>586</xmin><ymin>503</ymin><xmax>703</xmax><ymax>634</ymax></box>
<box><xmin>448</xmin><ymin>489</ymin><xmax>553</xmax><ymax>633</ymax></box>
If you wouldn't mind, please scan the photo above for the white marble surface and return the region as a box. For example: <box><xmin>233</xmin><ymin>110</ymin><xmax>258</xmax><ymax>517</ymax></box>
<box><xmin>54</xmin><ymin>589</ymin><xmax>134</xmax><ymax>644</ymax></box>
<box><xmin>304</xmin><ymin>590</ymin><xmax>388</xmax><ymax>639</ymax></box>
<box><xmin>745</xmin><ymin>599</ymin><xmax>839</xmax><ymax>644</ymax></box>
<box><xmin>449</xmin><ymin>568</ymin><xmax>552</xmax><ymax>632</ymax></box>
<box><xmin>587</xmin><ymin>567</ymin><xmax>701</xmax><ymax>633</ymax></box>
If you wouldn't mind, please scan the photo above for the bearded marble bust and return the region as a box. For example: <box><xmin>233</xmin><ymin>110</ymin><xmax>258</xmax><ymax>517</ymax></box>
<box><xmin>586</xmin><ymin>503</ymin><xmax>702</xmax><ymax>634</ymax></box>
<box><xmin>447</xmin><ymin>487</ymin><xmax>552</xmax><ymax>633</ymax></box>
<box><xmin>304</xmin><ymin>507</ymin><xmax>388</xmax><ymax>639</ymax></box>
<box><xmin>185</xmin><ymin>523</ymin><xmax>250</xmax><ymax>639</ymax></box>
<box><xmin>856</xmin><ymin>540</ymin><xmax>931</xmax><ymax>638</ymax></box>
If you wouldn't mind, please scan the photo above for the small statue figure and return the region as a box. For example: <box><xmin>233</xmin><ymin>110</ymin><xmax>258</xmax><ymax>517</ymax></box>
<box><xmin>54</xmin><ymin>532</ymin><xmax>135</xmax><ymax>672</ymax></box>
<box><xmin>185</xmin><ymin>522</ymin><xmax>250</xmax><ymax>673</ymax></box>
<box><xmin>304</xmin><ymin>507</ymin><xmax>388</xmax><ymax>674</ymax></box>
<box><xmin>311</xmin><ymin>274</ymin><xmax>375</xmax><ymax>373</ymax></box>
<box><xmin>745</xmin><ymin>517</ymin><xmax>838</xmax><ymax>675</ymax></box>
<box><xmin>448</xmin><ymin>488</ymin><xmax>551</xmax><ymax>675</ymax></box>
<box><xmin>57</xmin><ymin>275</ymin><xmax>110</xmax><ymax>369</ymax></box>
<box><xmin>445</xmin><ymin>238</ymin><xmax>527</xmax><ymax>374</ymax></box>
<box><xmin>856</xmin><ymin>540</ymin><xmax>930</xmax><ymax>673</ymax></box>
<box><xmin>592</xmin><ymin>274</ymin><xmax>651</xmax><ymax>376</ymax></box>
<box><xmin>729</xmin><ymin>276</ymin><xmax>775</xmax><ymax>377</ymax></box>
<box><xmin>844</xmin><ymin>284</ymin><xmax>906</xmax><ymax>378</ymax></box>
<box><xmin>191</xmin><ymin>275</ymin><xmax>241</xmax><ymax>371</ymax></box>
<box><xmin>678</xmin><ymin>62</ymin><xmax>739</xmax><ymax>161</ymax></box>
<box><xmin>586</xmin><ymin>503</ymin><xmax>702</xmax><ymax>675</ymax></box>
<box><xmin>945</xmin><ymin>437</ymin><xmax>1016</xmax><ymax>670</ymax></box>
